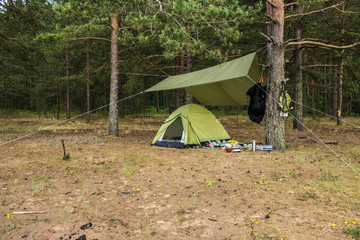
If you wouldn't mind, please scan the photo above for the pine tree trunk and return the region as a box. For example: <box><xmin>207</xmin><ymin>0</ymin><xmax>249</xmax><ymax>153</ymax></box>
<box><xmin>186</xmin><ymin>54</ymin><xmax>193</xmax><ymax>104</ymax></box>
<box><xmin>86</xmin><ymin>39</ymin><xmax>91</xmax><ymax>123</ymax></box>
<box><xmin>311</xmin><ymin>79</ymin><xmax>316</xmax><ymax>120</ymax></box>
<box><xmin>337</xmin><ymin>57</ymin><xmax>344</xmax><ymax>125</ymax></box>
<box><xmin>265</xmin><ymin>0</ymin><xmax>286</xmax><ymax>150</ymax></box>
<box><xmin>44</xmin><ymin>94</ymin><xmax>47</xmax><ymax>118</ymax></box>
<box><xmin>56</xmin><ymin>83</ymin><xmax>60</xmax><ymax>119</ymax></box>
<box><xmin>65</xmin><ymin>37</ymin><xmax>71</xmax><ymax>120</ymax></box>
<box><xmin>108</xmin><ymin>13</ymin><xmax>119</xmax><ymax>136</ymax></box>
<box><xmin>337</xmin><ymin>1</ymin><xmax>346</xmax><ymax>126</ymax></box>
<box><xmin>174</xmin><ymin>56</ymin><xmax>183</xmax><ymax>109</ymax></box>
<box><xmin>156</xmin><ymin>91</ymin><xmax>160</xmax><ymax>113</ymax></box>
<box><xmin>293</xmin><ymin>5</ymin><xmax>303</xmax><ymax>130</ymax></box>
<box><xmin>323</xmin><ymin>66</ymin><xmax>327</xmax><ymax>116</ymax></box>
<box><xmin>332</xmin><ymin>67</ymin><xmax>338</xmax><ymax>118</ymax></box>
<box><xmin>36</xmin><ymin>89</ymin><xmax>41</xmax><ymax>120</ymax></box>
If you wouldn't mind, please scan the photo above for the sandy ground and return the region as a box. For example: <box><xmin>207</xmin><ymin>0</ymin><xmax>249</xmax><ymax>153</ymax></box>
<box><xmin>0</xmin><ymin>115</ymin><xmax>360</xmax><ymax>240</ymax></box>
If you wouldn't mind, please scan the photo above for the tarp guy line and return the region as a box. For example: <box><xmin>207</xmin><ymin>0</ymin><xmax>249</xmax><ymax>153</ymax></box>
<box><xmin>291</xmin><ymin>99</ymin><xmax>360</xmax><ymax>129</ymax></box>
<box><xmin>0</xmin><ymin>91</ymin><xmax>144</xmax><ymax>148</ymax></box>
<box><xmin>246</xmin><ymin>75</ymin><xmax>360</xmax><ymax>177</ymax></box>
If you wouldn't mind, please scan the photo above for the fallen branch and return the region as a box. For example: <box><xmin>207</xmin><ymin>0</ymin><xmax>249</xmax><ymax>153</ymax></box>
<box><xmin>13</xmin><ymin>211</ymin><xmax>46</xmax><ymax>215</ymax></box>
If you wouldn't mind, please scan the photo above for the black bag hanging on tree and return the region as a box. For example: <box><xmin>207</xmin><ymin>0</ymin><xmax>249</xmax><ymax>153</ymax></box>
<box><xmin>246</xmin><ymin>74</ymin><xmax>267</xmax><ymax>124</ymax></box>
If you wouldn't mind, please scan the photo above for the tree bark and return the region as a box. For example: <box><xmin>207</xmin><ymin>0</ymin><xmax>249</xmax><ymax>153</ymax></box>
<box><xmin>332</xmin><ymin>66</ymin><xmax>338</xmax><ymax>118</ymax></box>
<box><xmin>156</xmin><ymin>91</ymin><xmax>160</xmax><ymax>113</ymax></box>
<box><xmin>43</xmin><ymin>93</ymin><xmax>47</xmax><ymax>118</ymax></box>
<box><xmin>108</xmin><ymin>13</ymin><xmax>119</xmax><ymax>136</ymax></box>
<box><xmin>337</xmin><ymin>55</ymin><xmax>344</xmax><ymax>125</ymax></box>
<box><xmin>56</xmin><ymin>83</ymin><xmax>60</xmax><ymax>119</ymax></box>
<box><xmin>186</xmin><ymin>54</ymin><xmax>193</xmax><ymax>104</ymax></box>
<box><xmin>323</xmin><ymin>66</ymin><xmax>327</xmax><ymax>116</ymax></box>
<box><xmin>293</xmin><ymin>3</ymin><xmax>303</xmax><ymax>131</ymax></box>
<box><xmin>311</xmin><ymin>79</ymin><xmax>316</xmax><ymax>120</ymax></box>
<box><xmin>65</xmin><ymin>37</ymin><xmax>71</xmax><ymax>120</ymax></box>
<box><xmin>265</xmin><ymin>0</ymin><xmax>287</xmax><ymax>150</ymax></box>
<box><xmin>337</xmin><ymin>0</ymin><xmax>346</xmax><ymax>126</ymax></box>
<box><xmin>174</xmin><ymin>55</ymin><xmax>184</xmax><ymax>109</ymax></box>
<box><xmin>86</xmin><ymin>39</ymin><xmax>91</xmax><ymax>123</ymax></box>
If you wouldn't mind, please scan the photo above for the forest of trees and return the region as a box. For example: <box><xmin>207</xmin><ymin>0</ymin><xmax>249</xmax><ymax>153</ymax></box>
<box><xmin>1</xmin><ymin>0</ymin><xmax>359</xmax><ymax>148</ymax></box>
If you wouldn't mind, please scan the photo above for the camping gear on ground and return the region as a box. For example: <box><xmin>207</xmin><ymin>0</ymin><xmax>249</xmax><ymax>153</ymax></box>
<box><xmin>145</xmin><ymin>52</ymin><xmax>266</xmax><ymax>106</ymax></box>
<box><xmin>251</xmin><ymin>140</ymin><xmax>257</xmax><ymax>151</ymax></box>
<box><xmin>246</xmin><ymin>83</ymin><xmax>267</xmax><ymax>124</ymax></box>
<box><xmin>201</xmin><ymin>139</ymin><xmax>275</xmax><ymax>152</ymax></box>
<box><xmin>152</xmin><ymin>104</ymin><xmax>230</xmax><ymax>148</ymax></box>
<box><xmin>256</xmin><ymin>144</ymin><xmax>275</xmax><ymax>151</ymax></box>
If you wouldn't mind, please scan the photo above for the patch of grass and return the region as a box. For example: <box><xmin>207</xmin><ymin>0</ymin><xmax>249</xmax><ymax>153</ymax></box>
<box><xmin>270</xmin><ymin>170</ymin><xmax>282</xmax><ymax>181</ymax></box>
<box><xmin>332</xmin><ymin>220</ymin><xmax>360</xmax><ymax>239</ymax></box>
<box><xmin>318</xmin><ymin>168</ymin><xmax>338</xmax><ymax>182</ymax></box>
<box><xmin>348</xmin><ymin>227</ymin><xmax>360</xmax><ymax>239</ymax></box>
<box><xmin>194</xmin><ymin>190</ymin><xmax>203</xmax><ymax>197</ymax></box>
<box><xmin>205</xmin><ymin>177</ymin><xmax>215</xmax><ymax>186</ymax></box>
<box><xmin>32</xmin><ymin>180</ymin><xmax>41</xmax><ymax>195</ymax></box>
<box><xmin>8</xmin><ymin>224</ymin><xmax>16</xmax><ymax>231</ymax></box>
<box><xmin>122</xmin><ymin>167</ymin><xmax>136</xmax><ymax>178</ymax></box>
<box><xmin>82</xmin><ymin>180</ymin><xmax>92</xmax><ymax>219</ymax></box>
<box><xmin>286</xmin><ymin>169</ymin><xmax>299</xmax><ymax>179</ymax></box>
<box><xmin>178</xmin><ymin>206</ymin><xmax>186</xmax><ymax>215</ymax></box>
<box><xmin>132</xmin><ymin>188</ymin><xmax>141</xmax><ymax>196</ymax></box>
<box><xmin>297</xmin><ymin>190</ymin><xmax>318</xmax><ymax>201</ymax></box>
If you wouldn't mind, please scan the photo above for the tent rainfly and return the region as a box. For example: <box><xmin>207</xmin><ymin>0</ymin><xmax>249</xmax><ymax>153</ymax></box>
<box><xmin>145</xmin><ymin>52</ymin><xmax>266</xmax><ymax>106</ymax></box>
<box><xmin>152</xmin><ymin>104</ymin><xmax>230</xmax><ymax>148</ymax></box>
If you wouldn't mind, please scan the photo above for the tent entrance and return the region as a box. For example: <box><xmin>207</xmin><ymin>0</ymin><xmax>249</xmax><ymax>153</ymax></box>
<box><xmin>159</xmin><ymin>117</ymin><xmax>184</xmax><ymax>142</ymax></box>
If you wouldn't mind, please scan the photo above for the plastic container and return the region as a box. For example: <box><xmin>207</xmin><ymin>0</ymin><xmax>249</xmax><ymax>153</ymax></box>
<box><xmin>251</xmin><ymin>140</ymin><xmax>256</xmax><ymax>152</ymax></box>
<box><xmin>256</xmin><ymin>144</ymin><xmax>275</xmax><ymax>151</ymax></box>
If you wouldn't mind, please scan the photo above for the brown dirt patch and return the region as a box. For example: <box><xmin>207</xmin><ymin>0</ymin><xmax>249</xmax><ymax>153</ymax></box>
<box><xmin>0</xmin><ymin>115</ymin><xmax>360</xmax><ymax>239</ymax></box>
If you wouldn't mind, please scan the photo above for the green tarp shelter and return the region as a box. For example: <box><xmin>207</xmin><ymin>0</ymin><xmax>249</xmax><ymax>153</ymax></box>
<box><xmin>145</xmin><ymin>52</ymin><xmax>265</xmax><ymax>106</ymax></box>
<box><xmin>152</xmin><ymin>104</ymin><xmax>230</xmax><ymax>148</ymax></box>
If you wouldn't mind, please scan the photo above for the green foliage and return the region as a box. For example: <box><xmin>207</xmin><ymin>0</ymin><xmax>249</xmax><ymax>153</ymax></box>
<box><xmin>1</xmin><ymin>0</ymin><xmax>360</xmax><ymax>116</ymax></box>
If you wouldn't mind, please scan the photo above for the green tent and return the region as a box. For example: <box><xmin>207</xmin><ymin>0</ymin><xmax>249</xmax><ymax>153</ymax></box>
<box><xmin>153</xmin><ymin>104</ymin><xmax>230</xmax><ymax>148</ymax></box>
<box><xmin>145</xmin><ymin>52</ymin><xmax>265</xmax><ymax>106</ymax></box>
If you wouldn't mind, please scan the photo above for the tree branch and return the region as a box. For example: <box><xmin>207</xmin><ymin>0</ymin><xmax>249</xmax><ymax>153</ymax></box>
<box><xmin>265</xmin><ymin>0</ymin><xmax>277</xmax><ymax>9</ymax></box>
<box><xmin>287</xmin><ymin>40</ymin><xmax>360</xmax><ymax>49</ymax></box>
<box><xmin>334</xmin><ymin>6</ymin><xmax>359</xmax><ymax>14</ymax></box>
<box><xmin>302</xmin><ymin>64</ymin><xmax>340</xmax><ymax>69</ymax></box>
<box><xmin>266</xmin><ymin>14</ymin><xmax>278</xmax><ymax>24</ymax></box>
<box><xmin>260</xmin><ymin>32</ymin><xmax>275</xmax><ymax>44</ymax></box>
<box><xmin>136</xmin><ymin>52</ymin><xmax>170</xmax><ymax>76</ymax></box>
<box><xmin>68</xmin><ymin>37</ymin><xmax>111</xmax><ymax>42</ymax></box>
<box><xmin>92</xmin><ymin>59</ymin><xmax>110</xmax><ymax>74</ymax></box>
<box><xmin>0</xmin><ymin>32</ymin><xmax>32</xmax><ymax>50</ymax></box>
<box><xmin>284</xmin><ymin>2</ymin><xmax>299</xmax><ymax>7</ymax></box>
<box><xmin>155</xmin><ymin>0</ymin><xmax>163</xmax><ymax>11</ymax></box>
<box><xmin>285</xmin><ymin>3</ymin><xmax>342</xmax><ymax>19</ymax></box>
